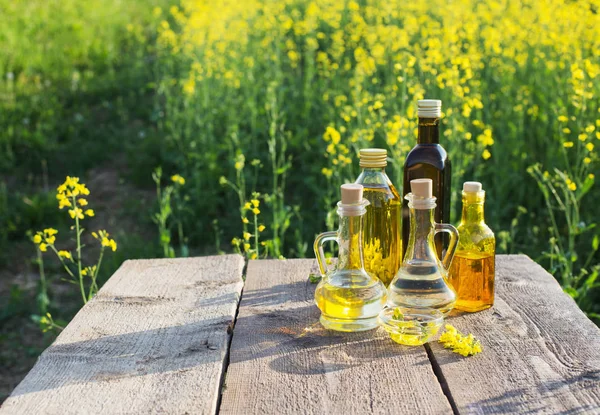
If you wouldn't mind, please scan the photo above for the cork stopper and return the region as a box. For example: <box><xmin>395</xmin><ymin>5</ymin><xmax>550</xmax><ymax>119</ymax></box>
<box><xmin>411</xmin><ymin>179</ymin><xmax>433</xmax><ymax>198</ymax></box>
<box><xmin>341</xmin><ymin>183</ymin><xmax>363</xmax><ymax>204</ymax></box>
<box><xmin>359</xmin><ymin>148</ymin><xmax>387</xmax><ymax>168</ymax></box>
<box><xmin>418</xmin><ymin>99</ymin><xmax>442</xmax><ymax>118</ymax></box>
<box><xmin>463</xmin><ymin>181</ymin><xmax>482</xmax><ymax>193</ymax></box>
<box><xmin>406</xmin><ymin>179</ymin><xmax>436</xmax><ymax>209</ymax></box>
<box><xmin>462</xmin><ymin>181</ymin><xmax>485</xmax><ymax>204</ymax></box>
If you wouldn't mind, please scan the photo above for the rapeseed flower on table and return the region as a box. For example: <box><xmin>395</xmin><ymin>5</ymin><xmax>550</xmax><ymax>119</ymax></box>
<box><xmin>439</xmin><ymin>324</ymin><xmax>483</xmax><ymax>357</ymax></box>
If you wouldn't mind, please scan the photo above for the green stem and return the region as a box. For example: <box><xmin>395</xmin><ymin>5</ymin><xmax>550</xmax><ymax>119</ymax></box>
<box><xmin>88</xmin><ymin>247</ymin><xmax>105</xmax><ymax>302</ymax></box>
<box><xmin>48</xmin><ymin>244</ymin><xmax>77</xmax><ymax>280</ymax></box>
<box><xmin>37</xmin><ymin>248</ymin><xmax>47</xmax><ymax>314</ymax></box>
<box><xmin>74</xmin><ymin>196</ymin><xmax>85</xmax><ymax>304</ymax></box>
<box><xmin>254</xmin><ymin>212</ymin><xmax>259</xmax><ymax>257</ymax></box>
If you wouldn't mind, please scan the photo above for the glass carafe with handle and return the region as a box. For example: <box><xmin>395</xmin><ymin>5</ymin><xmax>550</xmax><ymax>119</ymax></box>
<box><xmin>387</xmin><ymin>178</ymin><xmax>459</xmax><ymax>315</ymax></box>
<box><xmin>314</xmin><ymin>183</ymin><xmax>387</xmax><ymax>332</ymax></box>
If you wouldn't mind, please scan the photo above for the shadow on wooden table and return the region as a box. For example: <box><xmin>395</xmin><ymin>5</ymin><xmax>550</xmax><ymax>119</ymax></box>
<box><xmin>469</xmin><ymin>370</ymin><xmax>600</xmax><ymax>414</ymax></box>
<box><xmin>9</xmin><ymin>316</ymin><xmax>235</xmax><ymax>397</ymax></box>
<box><xmin>229</xmin><ymin>277</ymin><xmax>431</xmax><ymax>376</ymax></box>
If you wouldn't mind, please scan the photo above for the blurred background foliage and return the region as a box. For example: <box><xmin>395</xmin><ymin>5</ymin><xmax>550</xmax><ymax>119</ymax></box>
<box><xmin>1</xmin><ymin>0</ymin><xmax>599</xmax><ymax>400</ymax></box>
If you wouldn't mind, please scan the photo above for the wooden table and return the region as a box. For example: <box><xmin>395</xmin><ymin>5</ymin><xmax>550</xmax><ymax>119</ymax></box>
<box><xmin>1</xmin><ymin>255</ymin><xmax>599</xmax><ymax>414</ymax></box>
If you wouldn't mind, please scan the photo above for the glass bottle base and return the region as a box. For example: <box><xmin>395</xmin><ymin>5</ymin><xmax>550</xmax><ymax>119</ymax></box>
<box><xmin>319</xmin><ymin>315</ymin><xmax>379</xmax><ymax>332</ymax></box>
<box><xmin>454</xmin><ymin>301</ymin><xmax>492</xmax><ymax>313</ymax></box>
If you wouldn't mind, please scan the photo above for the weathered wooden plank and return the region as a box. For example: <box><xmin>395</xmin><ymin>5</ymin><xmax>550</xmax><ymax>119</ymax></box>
<box><xmin>220</xmin><ymin>259</ymin><xmax>453</xmax><ymax>415</ymax></box>
<box><xmin>428</xmin><ymin>254</ymin><xmax>600</xmax><ymax>414</ymax></box>
<box><xmin>1</xmin><ymin>255</ymin><xmax>245</xmax><ymax>415</ymax></box>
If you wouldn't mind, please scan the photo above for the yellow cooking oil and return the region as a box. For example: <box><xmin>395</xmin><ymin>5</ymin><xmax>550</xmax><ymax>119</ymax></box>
<box><xmin>362</xmin><ymin>185</ymin><xmax>402</xmax><ymax>286</ymax></box>
<box><xmin>315</xmin><ymin>277</ymin><xmax>387</xmax><ymax>331</ymax></box>
<box><xmin>448</xmin><ymin>251</ymin><xmax>495</xmax><ymax>312</ymax></box>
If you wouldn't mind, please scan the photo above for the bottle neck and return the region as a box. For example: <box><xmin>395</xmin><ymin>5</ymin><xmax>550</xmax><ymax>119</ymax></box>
<box><xmin>418</xmin><ymin>117</ymin><xmax>440</xmax><ymax>144</ymax></box>
<box><xmin>404</xmin><ymin>207</ymin><xmax>437</xmax><ymax>262</ymax></box>
<box><xmin>361</xmin><ymin>166</ymin><xmax>385</xmax><ymax>173</ymax></box>
<box><xmin>337</xmin><ymin>214</ymin><xmax>365</xmax><ymax>271</ymax></box>
<box><xmin>460</xmin><ymin>193</ymin><xmax>486</xmax><ymax>225</ymax></box>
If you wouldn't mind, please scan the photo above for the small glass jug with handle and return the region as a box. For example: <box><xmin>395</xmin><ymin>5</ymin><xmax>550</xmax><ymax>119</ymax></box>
<box><xmin>386</xmin><ymin>178</ymin><xmax>459</xmax><ymax>315</ymax></box>
<box><xmin>314</xmin><ymin>184</ymin><xmax>387</xmax><ymax>332</ymax></box>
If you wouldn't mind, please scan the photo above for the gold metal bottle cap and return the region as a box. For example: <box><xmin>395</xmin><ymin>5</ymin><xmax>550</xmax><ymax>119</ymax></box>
<box><xmin>359</xmin><ymin>148</ymin><xmax>387</xmax><ymax>168</ymax></box>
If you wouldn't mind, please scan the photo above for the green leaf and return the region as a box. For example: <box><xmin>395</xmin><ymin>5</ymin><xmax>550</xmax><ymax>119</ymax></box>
<box><xmin>578</xmin><ymin>175</ymin><xmax>595</xmax><ymax>200</ymax></box>
<box><xmin>308</xmin><ymin>273</ymin><xmax>321</xmax><ymax>284</ymax></box>
<box><xmin>563</xmin><ymin>286</ymin><xmax>578</xmax><ymax>298</ymax></box>
<box><xmin>593</xmin><ymin>235</ymin><xmax>599</xmax><ymax>251</ymax></box>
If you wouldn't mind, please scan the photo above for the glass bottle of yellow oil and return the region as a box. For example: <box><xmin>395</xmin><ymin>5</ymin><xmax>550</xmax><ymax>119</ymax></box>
<box><xmin>448</xmin><ymin>182</ymin><xmax>495</xmax><ymax>312</ymax></box>
<box><xmin>355</xmin><ymin>148</ymin><xmax>402</xmax><ymax>286</ymax></box>
<box><xmin>386</xmin><ymin>179</ymin><xmax>459</xmax><ymax>315</ymax></box>
<box><xmin>314</xmin><ymin>184</ymin><xmax>387</xmax><ymax>331</ymax></box>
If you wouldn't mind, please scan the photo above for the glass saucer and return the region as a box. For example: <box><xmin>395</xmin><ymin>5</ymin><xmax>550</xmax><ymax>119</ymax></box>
<box><xmin>378</xmin><ymin>307</ymin><xmax>444</xmax><ymax>346</ymax></box>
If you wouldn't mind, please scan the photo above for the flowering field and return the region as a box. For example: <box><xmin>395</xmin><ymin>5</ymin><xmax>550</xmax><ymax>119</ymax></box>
<box><xmin>151</xmin><ymin>0</ymin><xmax>600</xmax><ymax>313</ymax></box>
<box><xmin>1</xmin><ymin>0</ymin><xmax>600</xmax><ymax>399</ymax></box>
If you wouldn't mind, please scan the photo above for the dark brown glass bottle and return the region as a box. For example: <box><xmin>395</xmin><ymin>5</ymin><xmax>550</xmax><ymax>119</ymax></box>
<box><xmin>402</xmin><ymin>100</ymin><xmax>451</xmax><ymax>259</ymax></box>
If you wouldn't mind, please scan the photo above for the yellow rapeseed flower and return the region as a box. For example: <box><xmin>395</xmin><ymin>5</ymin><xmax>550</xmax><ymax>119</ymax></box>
<box><xmin>563</xmin><ymin>141</ymin><xmax>574</xmax><ymax>148</ymax></box>
<box><xmin>59</xmin><ymin>198</ymin><xmax>71</xmax><ymax>209</ymax></box>
<box><xmin>78</xmin><ymin>199</ymin><xmax>88</xmax><ymax>206</ymax></box>
<box><xmin>323</xmin><ymin>126</ymin><xmax>341</xmax><ymax>144</ymax></box>
<box><xmin>243</xmin><ymin>243</ymin><xmax>250</xmax><ymax>251</ymax></box>
<box><xmin>589</xmin><ymin>174</ymin><xmax>595</xmax><ymax>180</ymax></box>
<box><xmin>558</xmin><ymin>115</ymin><xmax>569</xmax><ymax>122</ymax></box>
<box><xmin>171</xmin><ymin>174</ymin><xmax>185</xmax><ymax>185</ymax></box>
<box><xmin>579</xmin><ymin>133</ymin><xmax>588</xmax><ymax>141</ymax></box>
<box><xmin>258</xmin><ymin>225</ymin><xmax>266</xmax><ymax>232</ymax></box>
<box><xmin>58</xmin><ymin>250</ymin><xmax>72</xmax><ymax>260</ymax></box>
<box><xmin>566</xmin><ymin>178</ymin><xmax>577</xmax><ymax>191</ymax></box>
<box><xmin>586</xmin><ymin>143</ymin><xmax>594</xmax><ymax>152</ymax></box>
<box><xmin>563</xmin><ymin>128</ymin><xmax>571</xmax><ymax>134</ymax></box>
<box><xmin>251</xmin><ymin>199</ymin><xmax>260</xmax><ymax>208</ymax></box>
<box><xmin>243</xmin><ymin>232</ymin><xmax>252</xmax><ymax>240</ymax></box>
<box><xmin>439</xmin><ymin>324</ymin><xmax>482</xmax><ymax>357</ymax></box>
<box><xmin>584</xmin><ymin>157</ymin><xmax>592</xmax><ymax>164</ymax></box>
<box><xmin>242</xmin><ymin>217</ymin><xmax>249</xmax><ymax>224</ymax></box>
<box><xmin>69</xmin><ymin>208</ymin><xmax>85</xmax><ymax>220</ymax></box>
<box><xmin>252</xmin><ymin>207</ymin><xmax>260</xmax><ymax>215</ymax></box>
<box><xmin>244</xmin><ymin>202</ymin><xmax>252</xmax><ymax>210</ymax></box>
<box><xmin>39</xmin><ymin>243</ymin><xmax>48</xmax><ymax>252</ymax></box>
<box><xmin>321</xmin><ymin>167</ymin><xmax>333</xmax><ymax>178</ymax></box>
<box><xmin>33</xmin><ymin>234</ymin><xmax>42</xmax><ymax>244</ymax></box>
<box><xmin>85</xmin><ymin>209</ymin><xmax>95</xmax><ymax>217</ymax></box>
<box><xmin>482</xmin><ymin>149</ymin><xmax>491</xmax><ymax>160</ymax></box>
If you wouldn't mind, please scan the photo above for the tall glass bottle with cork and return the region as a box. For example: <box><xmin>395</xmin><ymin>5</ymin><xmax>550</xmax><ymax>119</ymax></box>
<box><xmin>402</xmin><ymin>100</ymin><xmax>451</xmax><ymax>259</ymax></box>
<box><xmin>313</xmin><ymin>184</ymin><xmax>387</xmax><ymax>332</ymax></box>
<box><xmin>448</xmin><ymin>181</ymin><xmax>495</xmax><ymax>312</ymax></box>
<box><xmin>387</xmin><ymin>179</ymin><xmax>459</xmax><ymax>315</ymax></box>
<box><xmin>355</xmin><ymin>148</ymin><xmax>402</xmax><ymax>286</ymax></box>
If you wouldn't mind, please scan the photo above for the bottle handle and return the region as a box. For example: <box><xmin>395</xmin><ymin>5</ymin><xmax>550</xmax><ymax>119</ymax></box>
<box><xmin>434</xmin><ymin>223</ymin><xmax>459</xmax><ymax>271</ymax></box>
<box><xmin>313</xmin><ymin>231</ymin><xmax>338</xmax><ymax>277</ymax></box>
